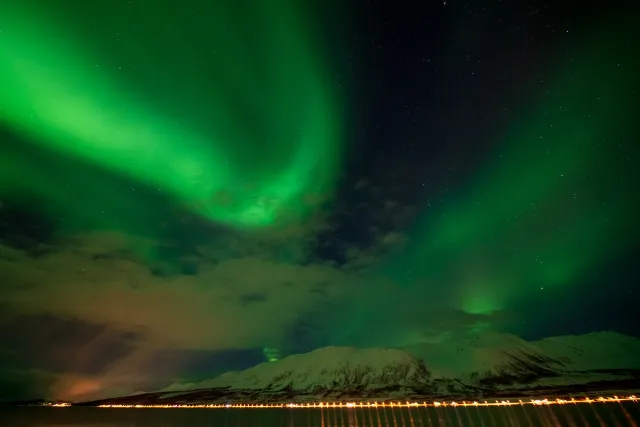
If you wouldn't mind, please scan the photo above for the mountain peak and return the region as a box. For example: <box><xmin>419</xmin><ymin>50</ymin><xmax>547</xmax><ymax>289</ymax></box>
<box><xmin>200</xmin><ymin>346</ymin><xmax>430</xmax><ymax>392</ymax></box>
<box><xmin>98</xmin><ymin>332</ymin><xmax>640</xmax><ymax>406</ymax></box>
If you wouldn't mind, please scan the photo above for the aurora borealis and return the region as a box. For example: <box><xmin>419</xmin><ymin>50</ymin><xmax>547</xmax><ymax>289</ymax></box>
<box><xmin>0</xmin><ymin>0</ymin><xmax>342</xmax><ymax>228</ymax></box>
<box><xmin>0</xmin><ymin>0</ymin><xmax>638</xmax><ymax>403</ymax></box>
<box><xmin>394</xmin><ymin>15</ymin><xmax>639</xmax><ymax>316</ymax></box>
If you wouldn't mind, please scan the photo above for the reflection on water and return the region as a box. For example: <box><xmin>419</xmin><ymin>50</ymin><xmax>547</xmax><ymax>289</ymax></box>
<box><xmin>1</xmin><ymin>403</ymin><xmax>639</xmax><ymax>427</ymax></box>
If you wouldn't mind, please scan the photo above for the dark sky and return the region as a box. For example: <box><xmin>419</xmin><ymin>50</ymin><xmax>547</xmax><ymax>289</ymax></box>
<box><xmin>0</xmin><ymin>0</ymin><xmax>638</xmax><ymax>402</ymax></box>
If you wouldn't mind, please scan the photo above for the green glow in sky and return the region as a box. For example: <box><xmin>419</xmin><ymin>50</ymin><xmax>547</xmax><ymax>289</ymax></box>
<box><xmin>397</xmin><ymin>18</ymin><xmax>639</xmax><ymax>315</ymax></box>
<box><xmin>262</xmin><ymin>346</ymin><xmax>281</xmax><ymax>363</ymax></box>
<box><xmin>0</xmin><ymin>0</ymin><xmax>341</xmax><ymax>228</ymax></box>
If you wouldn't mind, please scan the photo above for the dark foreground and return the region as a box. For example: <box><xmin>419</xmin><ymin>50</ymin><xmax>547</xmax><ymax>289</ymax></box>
<box><xmin>2</xmin><ymin>403</ymin><xmax>640</xmax><ymax>427</ymax></box>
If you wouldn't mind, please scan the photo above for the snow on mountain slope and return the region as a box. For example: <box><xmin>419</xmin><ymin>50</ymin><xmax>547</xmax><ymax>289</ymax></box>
<box><xmin>196</xmin><ymin>346</ymin><xmax>430</xmax><ymax>392</ymax></box>
<box><xmin>533</xmin><ymin>331</ymin><xmax>640</xmax><ymax>371</ymax></box>
<box><xmin>161</xmin><ymin>331</ymin><xmax>640</xmax><ymax>396</ymax></box>
<box><xmin>91</xmin><ymin>332</ymin><xmax>640</xmax><ymax>406</ymax></box>
<box><xmin>402</xmin><ymin>331</ymin><xmax>640</xmax><ymax>381</ymax></box>
<box><xmin>402</xmin><ymin>331</ymin><xmax>556</xmax><ymax>380</ymax></box>
<box><xmin>399</xmin><ymin>330</ymin><xmax>640</xmax><ymax>391</ymax></box>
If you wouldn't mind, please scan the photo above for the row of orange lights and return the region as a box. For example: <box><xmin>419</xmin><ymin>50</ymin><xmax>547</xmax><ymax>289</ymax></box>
<box><xmin>96</xmin><ymin>395</ymin><xmax>638</xmax><ymax>409</ymax></box>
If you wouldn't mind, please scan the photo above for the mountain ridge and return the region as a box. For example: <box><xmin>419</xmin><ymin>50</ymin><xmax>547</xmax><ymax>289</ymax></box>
<box><xmin>80</xmin><ymin>331</ymin><xmax>640</xmax><ymax>406</ymax></box>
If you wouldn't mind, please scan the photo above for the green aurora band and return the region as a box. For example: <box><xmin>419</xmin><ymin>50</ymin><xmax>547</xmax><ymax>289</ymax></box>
<box><xmin>1</xmin><ymin>1</ymin><xmax>638</xmax><ymax>335</ymax></box>
<box><xmin>0</xmin><ymin>0</ymin><xmax>342</xmax><ymax>228</ymax></box>
<box><xmin>397</xmin><ymin>16</ymin><xmax>639</xmax><ymax>316</ymax></box>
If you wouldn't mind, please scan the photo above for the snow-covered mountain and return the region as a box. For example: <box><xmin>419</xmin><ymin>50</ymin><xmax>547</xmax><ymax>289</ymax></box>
<box><xmin>201</xmin><ymin>347</ymin><xmax>430</xmax><ymax>391</ymax></box>
<box><xmin>534</xmin><ymin>332</ymin><xmax>640</xmax><ymax>371</ymax></box>
<box><xmin>404</xmin><ymin>331</ymin><xmax>556</xmax><ymax>380</ymax></box>
<box><xmin>403</xmin><ymin>331</ymin><xmax>640</xmax><ymax>391</ymax></box>
<box><xmin>82</xmin><ymin>331</ymin><xmax>640</xmax><ymax>406</ymax></box>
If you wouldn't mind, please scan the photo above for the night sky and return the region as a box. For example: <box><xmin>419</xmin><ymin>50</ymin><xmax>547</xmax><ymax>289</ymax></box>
<box><xmin>1</xmin><ymin>0</ymin><xmax>638</xmax><ymax>402</ymax></box>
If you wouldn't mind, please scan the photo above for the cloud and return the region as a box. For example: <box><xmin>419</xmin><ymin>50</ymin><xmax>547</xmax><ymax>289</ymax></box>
<box><xmin>0</xmin><ymin>310</ymin><xmax>146</xmax><ymax>402</ymax></box>
<box><xmin>0</xmin><ymin>368</ymin><xmax>56</xmax><ymax>402</ymax></box>
<box><xmin>0</xmin><ymin>232</ymin><xmax>356</xmax><ymax>350</ymax></box>
<box><xmin>0</xmin><ymin>312</ymin><xmax>141</xmax><ymax>375</ymax></box>
<box><xmin>0</xmin><ymin>200</ymin><xmax>487</xmax><ymax>401</ymax></box>
<box><xmin>0</xmin><ymin>229</ymin><xmax>362</xmax><ymax>400</ymax></box>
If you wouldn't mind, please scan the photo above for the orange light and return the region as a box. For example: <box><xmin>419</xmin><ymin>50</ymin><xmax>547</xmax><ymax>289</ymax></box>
<box><xmin>94</xmin><ymin>395</ymin><xmax>639</xmax><ymax>410</ymax></box>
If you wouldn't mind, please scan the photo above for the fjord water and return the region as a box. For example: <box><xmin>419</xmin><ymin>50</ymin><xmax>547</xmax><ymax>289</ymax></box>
<box><xmin>2</xmin><ymin>404</ymin><xmax>640</xmax><ymax>427</ymax></box>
